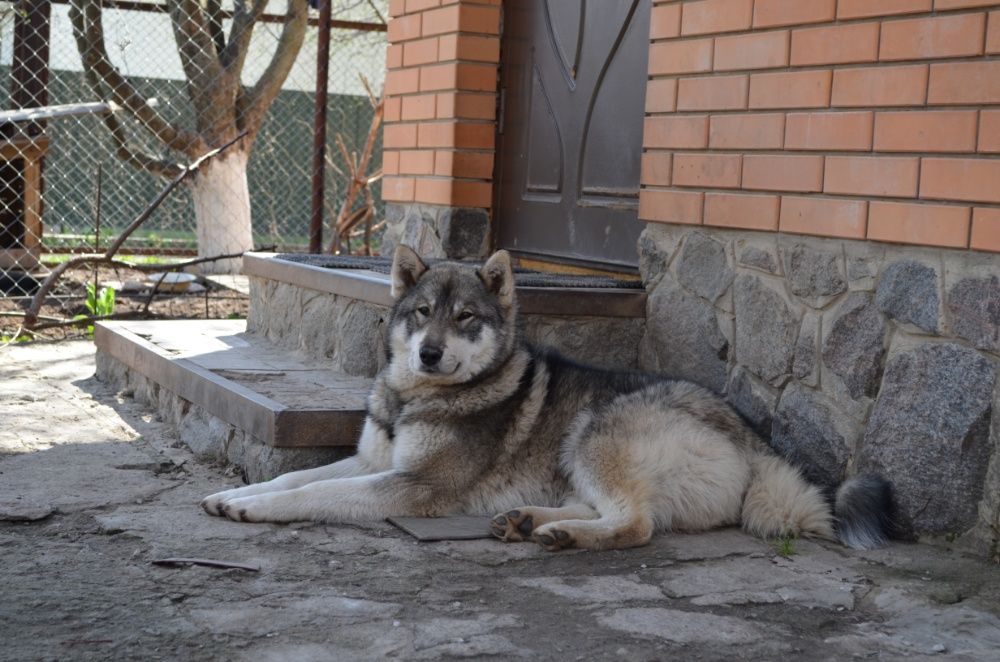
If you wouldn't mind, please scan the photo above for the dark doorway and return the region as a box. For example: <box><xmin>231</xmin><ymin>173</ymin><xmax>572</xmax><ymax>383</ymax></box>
<box><xmin>494</xmin><ymin>0</ymin><xmax>651</xmax><ymax>269</ymax></box>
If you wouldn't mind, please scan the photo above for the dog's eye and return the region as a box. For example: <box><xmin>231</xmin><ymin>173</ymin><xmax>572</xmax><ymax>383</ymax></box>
<box><xmin>456</xmin><ymin>311</ymin><xmax>474</xmax><ymax>322</ymax></box>
<box><xmin>416</xmin><ymin>305</ymin><xmax>431</xmax><ymax>317</ymax></box>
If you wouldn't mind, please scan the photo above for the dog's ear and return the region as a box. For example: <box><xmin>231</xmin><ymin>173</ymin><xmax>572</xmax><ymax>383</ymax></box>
<box><xmin>391</xmin><ymin>245</ymin><xmax>427</xmax><ymax>299</ymax></box>
<box><xmin>479</xmin><ymin>250</ymin><xmax>514</xmax><ymax>307</ymax></box>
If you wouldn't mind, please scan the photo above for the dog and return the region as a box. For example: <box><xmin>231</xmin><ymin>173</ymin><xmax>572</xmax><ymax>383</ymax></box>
<box><xmin>202</xmin><ymin>246</ymin><xmax>892</xmax><ymax>551</ymax></box>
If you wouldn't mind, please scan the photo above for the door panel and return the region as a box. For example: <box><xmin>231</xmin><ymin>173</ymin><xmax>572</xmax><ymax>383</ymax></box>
<box><xmin>495</xmin><ymin>0</ymin><xmax>651</xmax><ymax>268</ymax></box>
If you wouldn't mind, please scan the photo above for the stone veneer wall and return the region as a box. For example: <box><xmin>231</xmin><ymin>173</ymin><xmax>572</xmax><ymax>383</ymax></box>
<box><xmin>638</xmin><ymin>224</ymin><xmax>1000</xmax><ymax>558</ymax></box>
<box><xmin>246</xmin><ymin>276</ymin><xmax>646</xmax><ymax>374</ymax></box>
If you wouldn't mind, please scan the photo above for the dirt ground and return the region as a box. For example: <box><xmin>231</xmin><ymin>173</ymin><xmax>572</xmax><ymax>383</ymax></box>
<box><xmin>3</xmin><ymin>341</ymin><xmax>1000</xmax><ymax>662</ymax></box>
<box><xmin>0</xmin><ymin>265</ymin><xmax>249</xmax><ymax>340</ymax></box>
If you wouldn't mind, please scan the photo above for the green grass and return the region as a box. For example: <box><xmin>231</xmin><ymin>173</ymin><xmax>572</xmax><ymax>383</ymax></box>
<box><xmin>772</xmin><ymin>535</ymin><xmax>797</xmax><ymax>557</ymax></box>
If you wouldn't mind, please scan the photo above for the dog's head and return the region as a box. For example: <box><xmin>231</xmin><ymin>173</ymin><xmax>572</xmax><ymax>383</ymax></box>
<box><xmin>386</xmin><ymin>245</ymin><xmax>518</xmax><ymax>388</ymax></box>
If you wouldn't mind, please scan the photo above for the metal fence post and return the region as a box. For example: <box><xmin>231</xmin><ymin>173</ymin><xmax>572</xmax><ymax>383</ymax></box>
<box><xmin>309</xmin><ymin>0</ymin><xmax>333</xmax><ymax>253</ymax></box>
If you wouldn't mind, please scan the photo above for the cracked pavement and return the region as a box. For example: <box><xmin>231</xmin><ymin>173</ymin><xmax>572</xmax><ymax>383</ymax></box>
<box><xmin>3</xmin><ymin>341</ymin><xmax>1000</xmax><ymax>661</ymax></box>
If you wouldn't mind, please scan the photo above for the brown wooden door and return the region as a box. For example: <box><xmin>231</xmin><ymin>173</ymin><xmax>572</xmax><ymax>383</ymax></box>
<box><xmin>494</xmin><ymin>0</ymin><xmax>651</xmax><ymax>269</ymax></box>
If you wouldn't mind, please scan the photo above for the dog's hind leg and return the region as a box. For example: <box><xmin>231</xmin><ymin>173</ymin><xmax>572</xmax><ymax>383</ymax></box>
<box><xmin>490</xmin><ymin>503</ymin><xmax>598</xmax><ymax>542</ymax></box>
<box><xmin>532</xmin><ymin>511</ymin><xmax>654</xmax><ymax>551</ymax></box>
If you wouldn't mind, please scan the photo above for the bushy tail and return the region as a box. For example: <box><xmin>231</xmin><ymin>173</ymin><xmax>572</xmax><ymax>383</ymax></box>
<box><xmin>833</xmin><ymin>474</ymin><xmax>893</xmax><ymax>550</ymax></box>
<box><xmin>741</xmin><ymin>454</ymin><xmax>893</xmax><ymax>550</ymax></box>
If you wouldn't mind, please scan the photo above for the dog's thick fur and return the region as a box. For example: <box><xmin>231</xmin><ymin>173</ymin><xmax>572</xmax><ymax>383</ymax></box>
<box><xmin>202</xmin><ymin>247</ymin><xmax>892</xmax><ymax>551</ymax></box>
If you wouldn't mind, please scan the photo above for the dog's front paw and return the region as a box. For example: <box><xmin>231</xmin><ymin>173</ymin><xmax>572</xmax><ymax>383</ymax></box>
<box><xmin>490</xmin><ymin>509</ymin><xmax>535</xmax><ymax>542</ymax></box>
<box><xmin>219</xmin><ymin>494</ymin><xmax>293</xmax><ymax>523</ymax></box>
<box><xmin>201</xmin><ymin>487</ymin><xmax>247</xmax><ymax>516</ymax></box>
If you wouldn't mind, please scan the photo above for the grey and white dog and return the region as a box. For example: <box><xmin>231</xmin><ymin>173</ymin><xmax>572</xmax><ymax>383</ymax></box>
<box><xmin>202</xmin><ymin>246</ymin><xmax>892</xmax><ymax>551</ymax></box>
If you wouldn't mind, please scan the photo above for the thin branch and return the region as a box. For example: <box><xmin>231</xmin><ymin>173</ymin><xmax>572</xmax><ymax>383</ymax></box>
<box><xmin>221</xmin><ymin>0</ymin><xmax>268</xmax><ymax>73</ymax></box>
<box><xmin>238</xmin><ymin>0</ymin><xmax>308</xmax><ymax>134</ymax></box>
<box><xmin>23</xmin><ymin>133</ymin><xmax>247</xmax><ymax>329</ymax></box>
<box><xmin>204</xmin><ymin>0</ymin><xmax>226</xmax><ymax>57</ymax></box>
<box><xmin>166</xmin><ymin>0</ymin><xmax>233</xmax><ymax>137</ymax></box>
<box><xmin>69</xmin><ymin>0</ymin><xmax>203</xmax><ymax>154</ymax></box>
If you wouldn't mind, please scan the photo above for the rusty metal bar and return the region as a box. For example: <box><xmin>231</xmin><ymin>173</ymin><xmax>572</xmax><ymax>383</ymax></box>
<box><xmin>309</xmin><ymin>0</ymin><xmax>333</xmax><ymax>253</ymax></box>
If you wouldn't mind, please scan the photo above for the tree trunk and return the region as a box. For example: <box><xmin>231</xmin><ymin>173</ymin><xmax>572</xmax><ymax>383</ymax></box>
<box><xmin>190</xmin><ymin>149</ymin><xmax>253</xmax><ymax>274</ymax></box>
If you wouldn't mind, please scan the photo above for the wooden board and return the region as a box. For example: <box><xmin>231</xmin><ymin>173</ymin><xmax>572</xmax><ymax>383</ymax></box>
<box><xmin>386</xmin><ymin>516</ymin><xmax>495</xmax><ymax>541</ymax></box>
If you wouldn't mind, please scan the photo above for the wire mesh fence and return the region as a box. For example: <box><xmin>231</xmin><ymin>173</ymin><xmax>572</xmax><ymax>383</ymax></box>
<box><xmin>0</xmin><ymin>0</ymin><xmax>386</xmax><ymax>320</ymax></box>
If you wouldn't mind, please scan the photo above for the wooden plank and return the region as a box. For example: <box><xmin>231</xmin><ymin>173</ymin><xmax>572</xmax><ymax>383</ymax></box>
<box><xmin>386</xmin><ymin>516</ymin><xmax>495</xmax><ymax>541</ymax></box>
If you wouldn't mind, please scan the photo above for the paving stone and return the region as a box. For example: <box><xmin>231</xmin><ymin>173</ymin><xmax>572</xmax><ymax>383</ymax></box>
<box><xmin>597</xmin><ymin>607</ymin><xmax>778</xmax><ymax>645</ymax></box>
<box><xmin>509</xmin><ymin>575</ymin><xmax>665</xmax><ymax>603</ymax></box>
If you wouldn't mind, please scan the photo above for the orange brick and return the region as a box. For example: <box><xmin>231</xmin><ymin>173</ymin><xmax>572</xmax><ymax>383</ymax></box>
<box><xmin>435</xmin><ymin>151</ymin><xmax>494</xmax><ymax>179</ymax></box>
<box><xmin>928</xmin><ymin>61</ymin><xmax>1000</xmax><ymax>104</ymax></box>
<box><xmin>403</xmin><ymin>37</ymin><xmax>439</xmax><ymax>67</ymax></box>
<box><xmin>436</xmin><ymin>92</ymin><xmax>496</xmax><ymax>120</ymax></box>
<box><xmin>641</xmin><ymin>152</ymin><xmax>673</xmax><ymax>187</ymax></box>
<box><xmin>438</xmin><ymin>34</ymin><xmax>500</xmax><ymax>62</ymax></box>
<box><xmin>880</xmin><ymin>13</ymin><xmax>986</xmax><ymax>61</ymax></box>
<box><xmin>644</xmin><ymin>115</ymin><xmax>709</xmax><ymax>149</ymax></box>
<box><xmin>650</xmin><ymin>3</ymin><xmax>681</xmax><ymax>39</ymax></box>
<box><xmin>384</xmin><ymin>97</ymin><xmax>402</xmax><ymax>122</ymax></box>
<box><xmin>704</xmin><ymin>192</ymin><xmax>780</xmax><ymax>230</ymax></box>
<box><xmin>791</xmin><ymin>22</ymin><xmax>880</xmax><ymax>66</ymax></box>
<box><xmin>980</xmin><ymin>110</ymin><xmax>1000</xmax><ymax>152</ymax></box>
<box><xmin>387</xmin><ymin>13</ymin><xmax>421</xmax><ymax>43</ymax></box>
<box><xmin>681</xmin><ymin>0</ymin><xmax>753</xmax><ymax>35</ymax></box>
<box><xmin>920</xmin><ymin>158</ymin><xmax>1000</xmax><ymax>204</ymax></box>
<box><xmin>401</xmin><ymin>94</ymin><xmax>437</xmax><ymax>120</ymax></box>
<box><xmin>824</xmin><ymin>156</ymin><xmax>920</xmax><ymax>197</ymax></box>
<box><xmin>672</xmin><ymin>153</ymin><xmax>742</xmax><ymax>188</ymax></box>
<box><xmin>420</xmin><ymin>62</ymin><xmax>495</xmax><ymax>92</ymax></box>
<box><xmin>648</xmin><ymin>39</ymin><xmax>713</xmax><ymax>76</ymax></box>
<box><xmin>753</xmin><ymin>0</ymin><xmax>836</xmax><ymax>28</ymax></box>
<box><xmin>416</xmin><ymin>122</ymin><xmax>450</xmax><ymax>147</ymax></box>
<box><xmin>779</xmin><ymin>197</ymin><xmax>868</xmax><ymax>239</ymax></box>
<box><xmin>971</xmin><ymin>207</ymin><xmax>1000</xmax><ymax>252</ymax></box>
<box><xmin>874</xmin><ymin>110</ymin><xmax>978</xmax><ymax>152</ymax></box>
<box><xmin>988</xmin><ymin>11</ymin><xmax>1000</xmax><ymax>53</ymax></box>
<box><xmin>382</xmin><ymin>176</ymin><xmax>416</xmax><ymax>202</ymax></box>
<box><xmin>422</xmin><ymin>4</ymin><xmax>499</xmax><ymax>36</ymax></box>
<box><xmin>389</xmin><ymin>0</ymin><xmax>405</xmax><ymax>18</ymax></box>
<box><xmin>385</xmin><ymin>68</ymin><xmax>420</xmax><ymax>95</ymax></box>
<box><xmin>709</xmin><ymin>113</ymin><xmax>785</xmax><ymax>149</ymax></box>
<box><xmin>742</xmin><ymin>155</ymin><xmax>823</xmax><ymax>192</ymax></box>
<box><xmin>382</xmin><ymin>150</ymin><xmax>400</xmax><ymax>176</ymax></box>
<box><xmin>406</xmin><ymin>0</ymin><xmax>439</xmax><ymax>12</ymax></box>
<box><xmin>785</xmin><ymin>111</ymin><xmax>874</xmax><ymax>151</ymax></box>
<box><xmin>417</xmin><ymin>122</ymin><xmax>494</xmax><ymax>149</ymax></box>
<box><xmin>868</xmin><ymin>201</ymin><xmax>970</xmax><ymax>248</ymax></box>
<box><xmin>935</xmin><ymin>0</ymin><xmax>999</xmax><ymax>9</ymax></box>
<box><xmin>714</xmin><ymin>30</ymin><xmax>789</xmax><ymax>71</ymax></box>
<box><xmin>383</xmin><ymin>123</ymin><xmax>418</xmax><ymax>148</ymax></box>
<box><xmin>838</xmin><ymin>0</ymin><xmax>931</xmax><ymax>18</ymax></box>
<box><xmin>677</xmin><ymin>75</ymin><xmax>749</xmax><ymax>111</ymax></box>
<box><xmin>398</xmin><ymin>149</ymin><xmax>436</xmax><ymax>175</ymax></box>
<box><xmin>749</xmin><ymin>70</ymin><xmax>831</xmax><ymax>109</ymax></box>
<box><xmin>831</xmin><ymin>65</ymin><xmax>928</xmax><ymax>107</ymax></box>
<box><xmin>414</xmin><ymin>179</ymin><xmax>492</xmax><ymax>207</ymax></box>
<box><xmin>386</xmin><ymin>44</ymin><xmax>403</xmax><ymax>69</ymax></box>
<box><xmin>645</xmin><ymin>78</ymin><xmax>678</xmax><ymax>113</ymax></box>
<box><xmin>639</xmin><ymin>189</ymin><xmax>704</xmax><ymax>224</ymax></box>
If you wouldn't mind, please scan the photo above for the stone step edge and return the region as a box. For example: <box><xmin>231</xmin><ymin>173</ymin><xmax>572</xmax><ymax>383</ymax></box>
<box><xmin>94</xmin><ymin>321</ymin><xmax>364</xmax><ymax>448</ymax></box>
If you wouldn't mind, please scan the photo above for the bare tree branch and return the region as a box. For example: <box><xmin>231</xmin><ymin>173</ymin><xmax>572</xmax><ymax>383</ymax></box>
<box><xmin>204</xmin><ymin>0</ymin><xmax>227</xmax><ymax>57</ymax></box>
<box><xmin>238</xmin><ymin>0</ymin><xmax>308</xmax><ymax>135</ymax></box>
<box><xmin>69</xmin><ymin>0</ymin><xmax>203</xmax><ymax>155</ymax></box>
<box><xmin>221</xmin><ymin>0</ymin><xmax>268</xmax><ymax>74</ymax></box>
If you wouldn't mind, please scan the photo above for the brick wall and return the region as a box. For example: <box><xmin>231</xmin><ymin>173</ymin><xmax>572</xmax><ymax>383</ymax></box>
<box><xmin>639</xmin><ymin>0</ymin><xmax>1000</xmax><ymax>253</ymax></box>
<box><xmin>381</xmin><ymin>0</ymin><xmax>500</xmax><ymax>210</ymax></box>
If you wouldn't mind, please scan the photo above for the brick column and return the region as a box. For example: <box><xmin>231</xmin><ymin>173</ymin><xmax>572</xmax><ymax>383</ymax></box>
<box><xmin>380</xmin><ymin>0</ymin><xmax>501</xmax><ymax>259</ymax></box>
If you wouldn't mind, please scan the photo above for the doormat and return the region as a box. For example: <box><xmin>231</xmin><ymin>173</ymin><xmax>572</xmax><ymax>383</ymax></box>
<box><xmin>276</xmin><ymin>254</ymin><xmax>643</xmax><ymax>290</ymax></box>
<box><xmin>386</xmin><ymin>516</ymin><xmax>495</xmax><ymax>541</ymax></box>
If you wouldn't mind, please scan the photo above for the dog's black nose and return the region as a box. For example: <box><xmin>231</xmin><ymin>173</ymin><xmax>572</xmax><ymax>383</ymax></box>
<box><xmin>419</xmin><ymin>345</ymin><xmax>443</xmax><ymax>367</ymax></box>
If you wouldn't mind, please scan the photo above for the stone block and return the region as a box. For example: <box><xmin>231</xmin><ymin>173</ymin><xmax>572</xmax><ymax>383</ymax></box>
<box><xmin>793</xmin><ymin>312</ymin><xmax>820</xmax><ymax>386</ymax></box>
<box><xmin>782</xmin><ymin>242</ymin><xmax>847</xmax><ymax>307</ymax></box>
<box><xmin>725</xmin><ymin>366</ymin><xmax>777</xmax><ymax>437</ymax></box>
<box><xmin>822</xmin><ymin>292</ymin><xmax>887</xmax><ymax>400</ymax></box>
<box><xmin>737</xmin><ymin>242</ymin><xmax>780</xmax><ymax>275</ymax></box>
<box><xmin>947</xmin><ymin>275</ymin><xmax>1000</xmax><ymax>353</ymax></box>
<box><xmin>638</xmin><ymin>224</ymin><xmax>682</xmax><ymax>288</ymax></box>
<box><xmin>676</xmin><ymin>231</ymin><xmax>734</xmax><ymax>302</ymax></box>
<box><xmin>734</xmin><ymin>274</ymin><xmax>799</xmax><ymax>387</ymax></box>
<box><xmin>771</xmin><ymin>382</ymin><xmax>855</xmax><ymax>489</ymax></box>
<box><xmin>875</xmin><ymin>259</ymin><xmax>940</xmax><ymax>333</ymax></box>
<box><xmin>643</xmin><ymin>275</ymin><xmax>729</xmax><ymax>392</ymax></box>
<box><xmin>858</xmin><ymin>342</ymin><xmax>997</xmax><ymax>534</ymax></box>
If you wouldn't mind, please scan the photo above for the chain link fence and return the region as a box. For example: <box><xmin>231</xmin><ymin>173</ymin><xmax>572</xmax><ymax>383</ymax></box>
<box><xmin>0</xmin><ymin>0</ymin><xmax>385</xmax><ymax>320</ymax></box>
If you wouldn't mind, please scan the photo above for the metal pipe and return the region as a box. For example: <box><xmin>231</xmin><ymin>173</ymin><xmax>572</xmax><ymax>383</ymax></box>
<box><xmin>309</xmin><ymin>0</ymin><xmax>333</xmax><ymax>253</ymax></box>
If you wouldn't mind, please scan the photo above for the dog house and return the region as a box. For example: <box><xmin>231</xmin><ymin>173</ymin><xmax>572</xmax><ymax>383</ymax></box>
<box><xmin>0</xmin><ymin>133</ymin><xmax>49</xmax><ymax>270</ymax></box>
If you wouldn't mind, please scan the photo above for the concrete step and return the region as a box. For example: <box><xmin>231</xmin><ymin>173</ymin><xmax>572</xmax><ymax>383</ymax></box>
<box><xmin>95</xmin><ymin>319</ymin><xmax>369</xmax><ymax>449</ymax></box>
